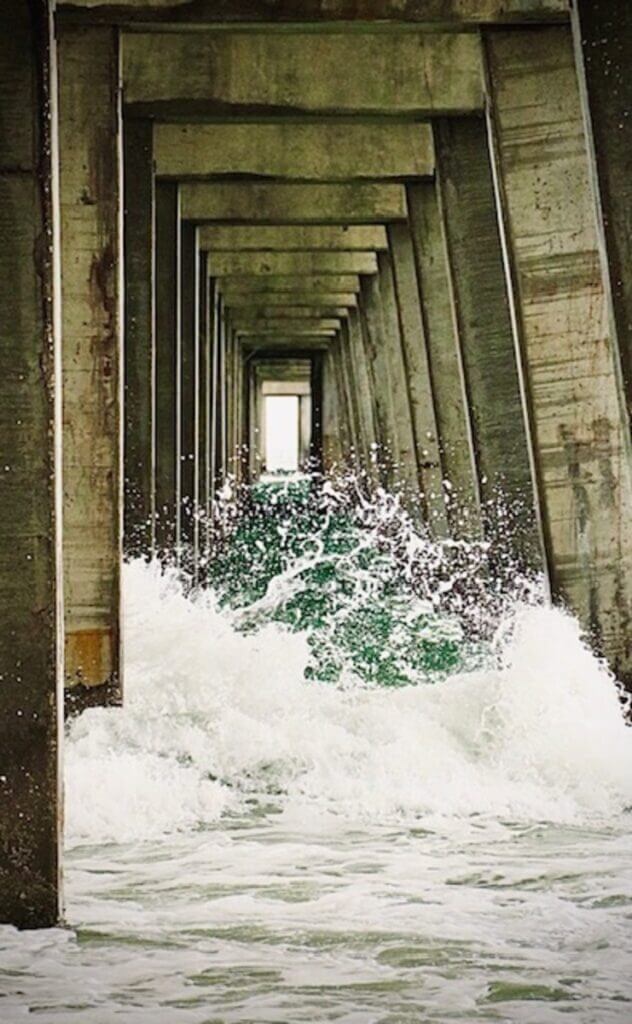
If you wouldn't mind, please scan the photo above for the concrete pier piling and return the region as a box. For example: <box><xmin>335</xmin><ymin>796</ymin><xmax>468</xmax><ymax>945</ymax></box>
<box><xmin>0</xmin><ymin>0</ymin><xmax>62</xmax><ymax>929</ymax></box>
<box><xmin>2</xmin><ymin>0</ymin><xmax>632</xmax><ymax>927</ymax></box>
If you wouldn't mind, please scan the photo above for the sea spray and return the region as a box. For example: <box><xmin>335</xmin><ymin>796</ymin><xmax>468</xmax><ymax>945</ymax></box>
<box><xmin>66</xmin><ymin>482</ymin><xmax>632</xmax><ymax>845</ymax></box>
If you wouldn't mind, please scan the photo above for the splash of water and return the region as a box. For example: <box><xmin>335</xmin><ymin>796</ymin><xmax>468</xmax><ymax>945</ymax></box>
<box><xmin>66</xmin><ymin>482</ymin><xmax>632</xmax><ymax>848</ymax></box>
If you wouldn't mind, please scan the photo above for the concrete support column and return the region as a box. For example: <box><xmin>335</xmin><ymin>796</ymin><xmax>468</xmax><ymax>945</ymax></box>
<box><xmin>347</xmin><ymin>308</ymin><xmax>380</xmax><ymax>480</ymax></box>
<box><xmin>359</xmin><ymin>274</ymin><xmax>399</xmax><ymax>485</ymax></box>
<box><xmin>154</xmin><ymin>181</ymin><xmax>180</xmax><ymax>556</ymax></box>
<box><xmin>485</xmin><ymin>26</ymin><xmax>632</xmax><ymax>687</ymax></box>
<box><xmin>434</xmin><ymin>117</ymin><xmax>541</xmax><ymax>564</ymax></box>
<box><xmin>376</xmin><ymin>250</ymin><xmax>422</xmax><ymax>503</ymax></box>
<box><xmin>571</xmin><ymin>0</ymin><xmax>632</xmax><ymax>436</ymax></box>
<box><xmin>406</xmin><ymin>182</ymin><xmax>480</xmax><ymax>537</ymax></box>
<box><xmin>123</xmin><ymin>118</ymin><xmax>154</xmax><ymax>558</ymax></box>
<box><xmin>310</xmin><ymin>352</ymin><xmax>324</xmax><ymax>473</ymax></box>
<box><xmin>59</xmin><ymin>25</ymin><xmax>122</xmax><ymax>704</ymax></box>
<box><xmin>388</xmin><ymin>223</ymin><xmax>448</xmax><ymax>535</ymax></box>
<box><xmin>198</xmin><ymin>258</ymin><xmax>212</xmax><ymax>559</ymax></box>
<box><xmin>210</xmin><ymin>289</ymin><xmax>223</xmax><ymax>496</ymax></box>
<box><xmin>322</xmin><ymin>347</ymin><xmax>343</xmax><ymax>471</ymax></box>
<box><xmin>0</xmin><ymin>0</ymin><xmax>62</xmax><ymax>929</ymax></box>
<box><xmin>180</xmin><ymin>220</ymin><xmax>199</xmax><ymax>565</ymax></box>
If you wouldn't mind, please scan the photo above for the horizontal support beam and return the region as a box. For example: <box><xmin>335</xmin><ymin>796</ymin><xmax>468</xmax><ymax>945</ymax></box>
<box><xmin>181</xmin><ymin>182</ymin><xmax>407</xmax><ymax>223</ymax></box>
<box><xmin>225</xmin><ymin>304</ymin><xmax>349</xmax><ymax>318</ymax></box>
<box><xmin>155</xmin><ymin>122</ymin><xmax>433</xmax><ymax>180</ymax></box>
<box><xmin>219</xmin><ymin>274</ymin><xmax>361</xmax><ymax>292</ymax></box>
<box><xmin>233</xmin><ymin>317</ymin><xmax>342</xmax><ymax>332</ymax></box>
<box><xmin>237</xmin><ymin>327</ymin><xmax>337</xmax><ymax>337</ymax></box>
<box><xmin>60</xmin><ymin>2</ymin><xmax>569</xmax><ymax>29</ymax></box>
<box><xmin>242</xmin><ymin>337</ymin><xmax>332</xmax><ymax>350</ymax></box>
<box><xmin>221</xmin><ymin>290</ymin><xmax>358</xmax><ymax>307</ymax></box>
<box><xmin>199</xmin><ymin>224</ymin><xmax>388</xmax><ymax>251</ymax></box>
<box><xmin>123</xmin><ymin>31</ymin><xmax>484</xmax><ymax>116</ymax></box>
<box><xmin>209</xmin><ymin>251</ymin><xmax>377</xmax><ymax>276</ymax></box>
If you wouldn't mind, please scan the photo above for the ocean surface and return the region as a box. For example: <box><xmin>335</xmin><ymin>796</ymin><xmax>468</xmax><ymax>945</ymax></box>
<box><xmin>2</xmin><ymin>483</ymin><xmax>632</xmax><ymax>1022</ymax></box>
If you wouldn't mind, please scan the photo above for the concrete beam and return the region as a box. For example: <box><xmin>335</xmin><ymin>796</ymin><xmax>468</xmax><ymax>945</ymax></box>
<box><xmin>238</xmin><ymin>328</ymin><xmax>338</xmax><ymax>337</ymax></box>
<box><xmin>180</xmin><ymin>221</ymin><xmax>199</xmax><ymax>562</ymax></box>
<box><xmin>571</xmin><ymin>0</ymin><xmax>632</xmax><ymax>434</ymax></box>
<box><xmin>154</xmin><ymin>181</ymin><xmax>180</xmax><ymax>553</ymax></box>
<box><xmin>485</xmin><ymin>25</ymin><xmax>632</xmax><ymax>688</ymax></box>
<box><xmin>434</xmin><ymin>117</ymin><xmax>541</xmax><ymax>563</ymax></box>
<box><xmin>219</xmin><ymin>275</ymin><xmax>361</xmax><ymax>294</ymax></box>
<box><xmin>199</xmin><ymin>225</ymin><xmax>388</xmax><ymax>252</ymax></box>
<box><xmin>59</xmin><ymin>25</ymin><xmax>122</xmax><ymax>703</ymax></box>
<box><xmin>233</xmin><ymin>318</ymin><xmax>341</xmax><ymax>333</ymax></box>
<box><xmin>181</xmin><ymin>183</ymin><xmax>407</xmax><ymax>224</ymax></box>
<box><xmin>59</xmin><ymin>1</ymin><xmax>569</xmax><ymax>29</ymax></box>
<box><xmin>155</xmin><ymin>122</ymin><xmax>433</xmax><ymax>181</ymax></box>
<box><xmin>242</xmin><ymin>337</ymin><xmax>332</xmax><ymax>350</ymax></box>
<box><xmin>388</xmin><ymin>222</ymin><xmax>448</xmax><ymax>535</ymax></box>
<box><xmin>0</xmin><ymin>0</ymin><xmax>62</xmax><ymax>930</ymax></box>
<box><xmin>124</xmin><ymin>118</ymin><xmax>154</xmax><ymax>557</ymax></box>
<box><xmin>209</xmin><ymin>251</ymin><xmax>377</xmax><ymax>277</ymax></box>
<box><xmin>406</xmin><ymin>182</ymin><xmax>480</xmax><ymax>537</ymax></box>
<box><xmin>123</xmin><ymin>32</ymin><xmax>483</xmax><ymax>117</ymax></box>
<box><xmin>221</xmin><ymin>291</ymin><xmax>358</xmax><ymax>308</ymax></box>
<box><xmin>226</xmin><ymin>305</ymin><xmax>349</xmax><ymax>320</ymax></box>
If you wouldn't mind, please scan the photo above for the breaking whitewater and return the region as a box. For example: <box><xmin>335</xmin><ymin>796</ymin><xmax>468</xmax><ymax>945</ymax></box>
<box><xmin>3</xmin><ymin>479</ymin><xmax>632</xmax><ymax>1022</ymax></box>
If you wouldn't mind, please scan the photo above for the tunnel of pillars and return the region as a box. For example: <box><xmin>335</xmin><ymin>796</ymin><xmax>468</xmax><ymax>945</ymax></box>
<box><xmin>2</xmin><ymin>0</ymin><xmax>632</xmax><ymax>927</ymax></box>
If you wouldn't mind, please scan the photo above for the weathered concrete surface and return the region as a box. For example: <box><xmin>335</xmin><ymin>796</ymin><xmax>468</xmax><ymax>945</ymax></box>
<box><xmin>571</xmin><ymin>0</ymin><xmax>632</xmax><ymax>435</ymax></box>
<box><xmin>199</xmin><ymin>225</ymin><xmax>388</xmax><ymax>252</ymax></box>
<box><xmin>221</xmin><ymin>290</ymin><xmax>358</xmax><ymax>308</ymax></box>
<box><xmin>124</xmin><ymin>118</ymin><xmax>154</xmax><ymax>557</ymax></box>
<box><xmin>435</xmin><ymin>117</ymin><xmax>540</xmax><ymax>562</ymax></box>
<box><xmin>209</xmin><ymin>251</ymin><xmax>378</xmax><ymax>277</ymax></box>
<box><xmin>59</xmin><ymin>25</ymin><xmax>122</xmax><ymax>700</ymax></box>
<box><xmin>0</xmin><ymin>0</ymin><xmax>62</xmax><ymax>930</ymax></box>
<box><xmin>124</xmin><ymin>32</ymin><xmax>483</xmax><ymax>117</ymax></box>
<box><xmin>232</xmin><ymin>317</ymin><xmax>342</xmax><ymax>333</ymax></box>
<box><xmin>219</xmin><ymin>275</ymin><xmax>361</xmax><ymax>294</ymax></box>
<box><xmin>358</xmin><ymin>274</ymin><xmax>399</xmax><ymax>485</ymax></box>
<box><xmin>388</xmin><ymin>223</ymin><xmax>447</xmax><ymax>534</ymax></box>
<box><xmin>322</xmin><ymin>346</ymin><xmax>344</xmax><ymax>470</ymax></box>
<box><xmin>199</xmin><ymin>258</ymin><xmax>212</xmax><ymax>552</ymax></box>
<box><xmin>154</xmin><ymin>181</ymin><xmax>180</xmax><ymax>553</ymax></box>
<box><xmin>155</xmin><ymin>123</ymin><xmax>433</xmax><ymax>181</ymax></box>
<box><xmin>346</xmin><ymin>308</ymin><xmax>380</xmax><ymax>472</ymax></box>
<box><xmin>486</xmin><ymin>26</ymin><xmax>632</xmax><ymax>686</ymax></box>
<box><xmin>226</xmin><ymin>305</ymin><xmax>350</xmax><ymax>320</ymax></box>
<box><xmin>376</xmin><ymin>250</ymin><xmax>421</xmax><ymax>499</ymax></box>
<box><xmin>406</xmin><ymin>182</ymin><xmax>480</xmax><ymax>537</ymax></box>
<box><xmin>180</xmin><ymin>221</ymin><xmax>199</xmax><ymax>560</ymax></box>
<box><xmin>181</xmin><ymin>183</ymin><xmax>407</xmax><ymax>224</ymax></box>
<box><xmin>60</xmin><ymin>0</ymin><xmax>569</xmax><ymax>25</ymax></box>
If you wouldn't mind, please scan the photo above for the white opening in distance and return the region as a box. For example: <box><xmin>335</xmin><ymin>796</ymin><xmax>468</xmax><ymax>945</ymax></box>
<box><xmin>264</xmin><ymin>395</ymin><xmax>299</xmax><ymax>473</ymax></box>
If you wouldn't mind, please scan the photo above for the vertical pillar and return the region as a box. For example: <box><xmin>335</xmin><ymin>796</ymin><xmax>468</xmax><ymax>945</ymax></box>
<box><xmin>407</xmin><ymin>182</ymin><xmax>481</xmax><ymax>537</ymax></box>
<box><xmin>0</xmin><ymin>0</ymin><xmax>62</xmax><ymax>929</ymax></box>
<box><xmin>388</xmin><ymin>223</ymin><xmax>448</xmax><ymax>535</ymax></box>
<box><xmin>310</xmin><ymin>351</ymin><xmax>324</xmax><ymax>473</ymax></box>
<box><xmin>198</xmin><ymin>258</ymin><xmax>211</xmax><ymax>560</ymax></box>
<box><xmin>434</xmin><ymin>118</ymin><xmax>541</xmax><ymax>564</ymax></box>
<box><xmin>154</xmin><ymin>181</ymin><xmax>180</xmax><ymax>556</ymax></box>
<box><xmin>210</xmin><ymin>287</ymin><xmax>222</xmax><ymax>497</ymax></box>
<box><xmin>123</xmin><ymin>118</ymin><xmax>154</xmax><ymax>558</ymax></box>
<box><xmin>299</xmin><ymin>393</ymin><xmax>312</xmax><ymax>470</ymax></box>
<box><xmin>347</xmin><ymin>307</ymin><xmax>380</xmax><ymax>482</ymax></box>
<box><xmin>59</xmin><ymin>25</ymin><xmax>122</xmax><ymax>704</ymax></box>
<box><xmin>571</xmin><ymin>0</ymin><xmax>632</xmax><ymax>433</ymax></box>
<box><xmin>359</xmin><ymin>274</ymin><xmax>399</xmax><ymax>485</ymax></box>
<box><xmin>322</xmin><ymin>346</ymin><xmax>342</xmax><ymax>471</ymax></box>
<box><xmin>180</xmin><ymin>220</ymin><xmax>199</xmax><ymax>566</ymax></box>
<box><xmin>377</xmin><ymin>250</ymin><xmax>422</xmax><ymax>503</ymax></box>
<box><xmin>486</xmin><ymin>26</ymin><xmax>632</xmax><ymax>688</ymax></box>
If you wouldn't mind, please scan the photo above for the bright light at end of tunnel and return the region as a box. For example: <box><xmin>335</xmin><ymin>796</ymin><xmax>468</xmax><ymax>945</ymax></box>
<box><xmin>265</xmin><ymin>395</ymin><xmax>300</xmax><ymax>472</ymax></box>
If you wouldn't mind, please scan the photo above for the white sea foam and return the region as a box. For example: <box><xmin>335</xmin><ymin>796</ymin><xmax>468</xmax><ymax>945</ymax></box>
<box><xmin>65</xmin><ymin>559</ymin><xmax>632</xmax><ymax>848</ymax></box>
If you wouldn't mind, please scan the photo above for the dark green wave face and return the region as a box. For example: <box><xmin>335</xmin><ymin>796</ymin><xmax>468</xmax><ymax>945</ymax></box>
<box><xmin>206</xmin><ymin>478</ymin><xmax>533</xmax><ymax>688</ymax></box>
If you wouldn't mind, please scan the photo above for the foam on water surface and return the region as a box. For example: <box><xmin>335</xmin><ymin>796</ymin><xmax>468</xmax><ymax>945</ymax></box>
<box><xmin>3</xmin><ymin>486</ymin><xmax>632</xmax><ymax>1022</ymax></box>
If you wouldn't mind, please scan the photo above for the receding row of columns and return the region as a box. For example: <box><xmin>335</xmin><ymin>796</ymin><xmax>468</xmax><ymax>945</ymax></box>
<box><xmin>2</xmin><ymin>0</ymin><xmax>632</xmax><ymax>928</ymax></box>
